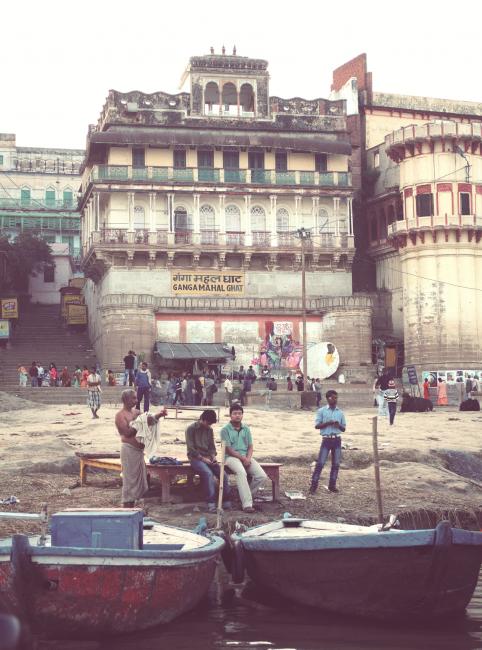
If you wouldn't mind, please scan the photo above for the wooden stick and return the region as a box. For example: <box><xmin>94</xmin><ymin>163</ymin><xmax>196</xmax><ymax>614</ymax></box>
<box><xmin>372</xmin><ymin>416</ymin><xmax>384</xmax><ymax>523</ymax></box>
<box><xmin>216</xmin><ymin>441</ymin><xmax>226</xmax><ymax>530</ymax></box>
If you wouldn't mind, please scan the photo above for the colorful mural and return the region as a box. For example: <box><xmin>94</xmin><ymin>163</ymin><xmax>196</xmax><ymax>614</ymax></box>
<box><xmin>256</xmin><ymin>321</ymin><xmax>302</xmax><ymax>374</ymax></box>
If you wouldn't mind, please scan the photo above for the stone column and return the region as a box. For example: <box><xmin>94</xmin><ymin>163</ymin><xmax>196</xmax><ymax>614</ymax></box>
<box><xmin>269</xmin><ymin>194</ymin><xmax>277</xmax><ymax>247</ymax></box>
<box><xmin>95</xmin><ymin>192</ymin><xmax>100</xmax><ymax>231</ymax></box>
<box><xmin>294</xmin><ymin>195</ymin><xmax>302</xmax><ymax>231</ymax></box>
<box><xmin>244</xmin><ymin>194</ymin><xmax>252</xmax><ymax>246</ymax></box>
<box><xmin>193</xmin><ymin>193</ymin><xmax>200</xmax><ymax>245</ymax></box>
<box><xmin>218</xmin><ymin>194</ymin><xmax>226</xmax><ymax>246</ymax></box>
<box><xmin>333</xmin><ymin>196</ymin><xmax>340</xmax><ymax>235</ymax></box>
<box><xmin>348</xmin><ymin>197</ymin><xmax>354</xmax><ymax>236</ymax></box>
<box><xmin>127</xmin><ymin>192</ymin><xmax>135</xmax><ymax>231</ymax></box>
<box><xmin>149</xmin><ymin>192</ymin><xmax>156</xmax><ymax>231</ymax></box>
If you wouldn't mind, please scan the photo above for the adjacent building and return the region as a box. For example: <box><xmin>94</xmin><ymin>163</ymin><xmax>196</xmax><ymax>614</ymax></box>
<box><xmin>0</xmin><ymin>134</ymin><xmax>83</xmax><ymax>261</ymax></box>
<box><xmin>80</xmin><ymin>50</ymin><xmax>372</xmax><ymax>376</ymax></box>
<box><xmin>331</xmin><ymin>55</ymin><xmax>482</xmax><ymax>374</ymax></box>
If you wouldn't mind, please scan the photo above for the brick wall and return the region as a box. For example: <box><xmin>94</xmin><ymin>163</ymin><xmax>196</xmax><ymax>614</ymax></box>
<box><xmin>331</xmin><ymin>54</ymin><xmax>370</xmax><ymax>93</ymax></box>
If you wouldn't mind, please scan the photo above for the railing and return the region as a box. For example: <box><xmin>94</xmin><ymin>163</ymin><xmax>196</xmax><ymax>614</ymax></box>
<box><xmin>91</xmin><ymin>165</ymin><xmax>351</xmax><ymax>188</ymax></box>
<box><xmin>134</xmin><ymin>228</ymin><xmax>149</xmax><ymax>244</ymax></box>
<box><xmin>226</xmin><ymin>231</ymin><xmax>245</xmax><ymax>246</ymax></box>
<box><xmin>200</xmin><ymin>230</ymin><xmax>218</xmax><ymax>245</ymax></box>
<box><xmin>0</xmin><ymin>197</ymin><xmax>77</xmax><ymax>210</ymax></box>
<box><xmin>174</xmin><ymin>230</ymin><xmax>192</xmax><ymax>244</ymax></box>
<box><xmin>388</xmin><ymin>215</ymin><xmax>482</xmax><ymax>237</ymax></box>
<box><xmin>252</xmin><ymin>231</ymin><xmax>271</xmax><ymax>246</ymax></box>
<box><xmin>101</xmin><ymin>228</ymin><xmax>128</xmax><ymax>243</ymax></box>
<box><xmin>277</xmin><ymin>232</ymin><xmax>297</xmax><ymax>247</ymax></box>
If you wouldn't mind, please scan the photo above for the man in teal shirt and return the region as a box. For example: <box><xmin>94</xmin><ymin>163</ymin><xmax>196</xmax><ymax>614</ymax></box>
<box><xmin>220</xmin><ymin>404</ymin><xmax>267</xmax><ymax>513</ymax></box>
<box><xmin>309</xmin><ymin>389</ymin><xmax>346</xmax><ymax>494</ymax></box>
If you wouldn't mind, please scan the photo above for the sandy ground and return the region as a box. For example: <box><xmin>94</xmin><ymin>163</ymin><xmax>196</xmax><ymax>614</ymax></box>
<box><xmin>1</xmin><ymin>393</ymin><xmax>481</xmax><ymax>535</ymax></box>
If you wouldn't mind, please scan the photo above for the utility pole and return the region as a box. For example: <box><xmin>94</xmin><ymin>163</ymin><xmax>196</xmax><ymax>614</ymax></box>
<box><xmin>297</xmin><ymin>227</ymin><xmax>311</xmax><ymax>384</ymax></box>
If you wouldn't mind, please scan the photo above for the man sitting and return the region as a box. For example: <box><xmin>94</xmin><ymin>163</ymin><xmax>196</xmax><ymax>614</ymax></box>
<box><xmin>185</xmin><ymin>410</ymin><xmax>231</xmax><ymax>513</ymax></box>
<box><xmin>220</xmin><ymin>404</ymin><xmax>267</xmax><ymax>513</ymax></box>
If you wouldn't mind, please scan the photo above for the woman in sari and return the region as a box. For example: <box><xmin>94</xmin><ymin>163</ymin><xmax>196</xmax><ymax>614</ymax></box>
<box><xmin>437</xmin><ymin>377</ymin><xmax>448</xmax><ymax>406</ymax></box>
<box><xmin>60</xmin><ymin>367</ymin><xmax>71</xmax><ymax>387</ymax></box>
<box><xmin>80</xmin><ymin>365</ymin><xmax>89</xmax><ymax>388</ymax></box>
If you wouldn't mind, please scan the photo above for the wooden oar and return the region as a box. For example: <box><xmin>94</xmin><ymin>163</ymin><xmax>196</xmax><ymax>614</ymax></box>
<box><xmin>372</xmin><ymin>416</ymin><xmax>384</xmax><ymax>523</ymax></box>
<box><xmin>216</xmin><ymin>441</ymin><xmax>227</xmax><ymax>530</ymax></box>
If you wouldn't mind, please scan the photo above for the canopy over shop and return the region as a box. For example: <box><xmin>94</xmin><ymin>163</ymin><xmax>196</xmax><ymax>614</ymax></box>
<box><xmin>153</xmin><ymin>342</ymin><xmax>234</xmax><ymax>375</ymax></box>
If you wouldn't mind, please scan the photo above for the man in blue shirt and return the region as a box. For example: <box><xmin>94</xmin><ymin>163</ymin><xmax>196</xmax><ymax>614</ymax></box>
<box><xmin>309</xmin><ymin>389</ymin><xmax>346</xmax><ymax>494</ymax></box>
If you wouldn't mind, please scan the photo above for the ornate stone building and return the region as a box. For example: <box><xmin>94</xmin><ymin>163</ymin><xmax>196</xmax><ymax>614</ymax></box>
<box><xmin>0</xmin><ymin>134</ymin><xmax>83</xmax><ymax>260</ymax></box>
<box><xmin>80</xmin><ymin>51</ymin><xmax>372</xmax><ymax>376</ymax></box>
<box><xmin>331</xmin><ymin>54</ymin><xmax>482</xmax><ymax>372</ymax></box>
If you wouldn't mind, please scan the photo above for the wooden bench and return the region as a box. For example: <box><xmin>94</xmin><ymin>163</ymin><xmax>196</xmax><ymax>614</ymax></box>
<box><xmin>76</xmin><ymin>452</ymin><xmax>281</xmax><ymax>504</ymax></box>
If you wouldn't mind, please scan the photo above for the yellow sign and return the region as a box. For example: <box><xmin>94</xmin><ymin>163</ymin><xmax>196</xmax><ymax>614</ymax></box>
<box><xmin>69</xmin><ymin>277</ymin><xmax>86</xmax><ymax>289</ymax></box>
<box><xmin>0</xmin><ymin>320</ymin><xmax>10</xmax><ymax>339</ymax></box>
<box><xmin>1</xmin><ymin>298</ymin><xmax>18</xmax><ymax>319</ymax></box>
<box><xmin>67</xmin><ymin>304</ymin><xmax>87</xmax><ymax>325</ymax></box>
<box><xmin>61</xmin><ymin>293</ymin><xmax>84</xmax><ymax>318</ymax></box>
<box><xmin>171</xmin><ymin>270</ymin><xmax>245</xmax><ymax>296</ymax></box>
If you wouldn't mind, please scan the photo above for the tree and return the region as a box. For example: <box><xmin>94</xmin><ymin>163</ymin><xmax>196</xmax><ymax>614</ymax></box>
<box><xmin>0</xmin><ymin>233</ymin><xmax>53</xmax><ymax>293</ymax></box>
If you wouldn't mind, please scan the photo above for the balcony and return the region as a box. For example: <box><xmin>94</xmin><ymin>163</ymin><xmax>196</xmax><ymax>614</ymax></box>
<box><xmin>0</xmin><ymin>197</ymin><xmax>77</xmax><ymax>211</ymax></box>
<box><xmin>200</xmin><ymin>229</ymin><xmax>218</xmax><ymax>245</ymax></box>
<box><xmin>226</xmin><ymin>231</ymin><xmax>245</xmax><ymax>246</ymax></box>
<box><xmin>388</xmin><ymin>214</ymin><xmax>482</xmax><ymax>236</ymax></box>
<box><xmin>90</xmin><ymin>165</ymin><xmax>351</xmax><ymax>189</ymax></box>
<box><xmin>252</xmin><ymin>231</ymin><xmax>271</xmax><ymax>246</ymax></box>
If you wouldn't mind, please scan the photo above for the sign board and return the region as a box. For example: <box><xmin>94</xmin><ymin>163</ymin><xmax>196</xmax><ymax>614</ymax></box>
<box><xmin>0</xmin><ymin>319</ymin><xmax>10</xmax><ymax>339</ymax></box>
<box><xmin>1</xmin><ymin>298</ymin><xmax>18</xmax><ymax>319</ymax></box>
<box><xmin>171</xmin><ymin>270</ymin><xmax>245</xmax><ymax>296</ymax></box>
<box><xmin>67</xmin><ymin>304</ymin><xmax>87</xmax><ymax>325</ymax></box>
<box><xmin>406</xmin><ymin>365</ymin><xmax>418</xmax><ymax>386</ymax></box>
<box><xmin>61</xmin><ymin>293</ymin><xmax>84</xmax><ymax>318</ymax></box>
<box><xmin>69</xmin><ymin>277</ymin><xmax>86</xmax><ymax>289</ymax></box>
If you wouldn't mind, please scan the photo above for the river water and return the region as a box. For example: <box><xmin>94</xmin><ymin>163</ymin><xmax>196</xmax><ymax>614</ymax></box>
<box><xmin>41</xmin><ymin>569</ymin><xmax>482</xmax><ymax>650</ymax></box>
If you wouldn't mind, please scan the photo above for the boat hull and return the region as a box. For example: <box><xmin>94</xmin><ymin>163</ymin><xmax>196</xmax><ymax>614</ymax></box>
<box><xmin>0</xmin><ymin>540</ymin><xmax>223</xmax><ymax>634</ymax></box>
<box><xmin>243</xmin><ymin>544</ymin><xmax>481</xmax><ymax>618</ymax></box>
<box><xmin>234</xmin><ymin>521</ymin><xmax>482</xmax><ymax>620</ymax></box>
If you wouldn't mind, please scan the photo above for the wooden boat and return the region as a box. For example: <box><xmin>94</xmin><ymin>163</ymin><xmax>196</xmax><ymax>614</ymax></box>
<box><xmin>0</xmin><ymin>510</ymin><xmax>224</xmax><ymax>635</ymax></box>
<box><xmin>231</xmin><ymin>517</ymin><xmax>482</xmax><ymax>619</ymax></box>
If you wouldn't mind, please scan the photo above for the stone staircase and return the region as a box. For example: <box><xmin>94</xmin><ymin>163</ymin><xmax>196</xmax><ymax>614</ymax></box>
<box><xmin>0</xmin><ymin>302</ymin><xmax>96</xmax><ymax>390</ymax></box>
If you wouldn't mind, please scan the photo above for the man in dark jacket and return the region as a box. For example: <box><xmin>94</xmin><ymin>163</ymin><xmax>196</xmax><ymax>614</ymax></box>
<box><xmin>135</xmin><ymin>361</ymin><xmax>151</xmax><ymax>412</ymax></box>
<box><xmin>123</xmin><ymin>350</ymin><xmax>135</xmax><ymax>387</ymax></box>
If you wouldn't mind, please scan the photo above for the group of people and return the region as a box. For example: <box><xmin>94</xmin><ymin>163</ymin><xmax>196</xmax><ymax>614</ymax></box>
<box><xmin>116</xmin><ymin>392</ymin><xmax>268</xmax><ymax>514</ymax></box>
<box><xmin>21</xmin><ymin>362</ymin><xmax>93</xmax><ymax>388</ymax></box>
<box><xmin>166</xmin><ymin>372</ymin><xmax>219</xmax><ymax>407</ymax></box>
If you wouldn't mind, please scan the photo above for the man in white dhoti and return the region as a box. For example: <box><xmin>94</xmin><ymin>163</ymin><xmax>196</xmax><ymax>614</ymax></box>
<box><xmin>115</xmin><ymin>389</ymin><xmax>167</xmax><ymax>507</ymax></box>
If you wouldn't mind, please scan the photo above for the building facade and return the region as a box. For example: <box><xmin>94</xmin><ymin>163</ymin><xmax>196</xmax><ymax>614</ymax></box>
<box><xmin>330</xmin><ymin>54</ymin><xmax>482</xmax><ymax>372</ymax></box>
<box><xmin>80</xmin><ymin>51</ymin><xmax>373</xmax><ymax>376</ymax></box>
<box><xmin>0</xmin><ymin>134</ymin><xmax>83</xmax><ymax>261</ymax></box>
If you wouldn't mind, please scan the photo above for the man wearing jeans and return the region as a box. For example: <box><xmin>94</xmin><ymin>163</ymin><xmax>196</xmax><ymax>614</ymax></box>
<box><xmin>221</xmin><ymin>404</ymin><xmax>267</xmax><ymax>513</ymax></box>
<box><xmin>309</xmin><ymin>390</ymin><xmax>346</xmax><ymax>494</ymax></box>
<box><xmin>185</xmin><ymin>410</ymin><xmax>231</xmax><ymax>513</ymax></box>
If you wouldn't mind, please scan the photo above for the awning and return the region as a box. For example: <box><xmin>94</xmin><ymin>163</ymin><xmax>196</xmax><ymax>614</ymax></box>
<box><xmin>154</xmin><ymin>342</ymin><xmax>234</xmax><ymax>361</ymax></box>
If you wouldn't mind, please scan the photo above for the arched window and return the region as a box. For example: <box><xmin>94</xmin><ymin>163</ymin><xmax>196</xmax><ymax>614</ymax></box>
<box><xmin>200</xmin><ymin>204</ymin><xmax>216</xmax><ymax>244</ymax></box>
<box><xmin>222</xmin><ymin>82</ymin><xmax>237</xmax><ymax>115</ymax></box>
<box><xmin>251</xmin><ymin>205</ymin><xmax>266</xmax><ymax>231</ymax></box>
<box><xmin>45</xmin><ymin>186</ymin><xmax>56</xmax><ymax>207</ymax></box>
<box><xmin>204</xmin><ymin>82</ymin><xmax>220</xmax><ymax>114</ymax></box>
<box><xmin>133</xmin><ymin>206</ymin><xmax>145</xmax><ymax>229</ymax></box>
<box><xmin>174</xmin><ymin>206</ymin><xmax>191</xmax><ymax>244</ymax></box>
<box><xmin>20</xmin><ymin>186</ymin><xmax>31</xmax><ymax>206</ymax></box>
<box><xmin>174</xmin><ymin>207</ymin><xmax>190</xmax><ymax>231</ymax></box>
<box><xmin>317</xmin><ymin>208</ymin><xmax>331</xmax><ymax>233</ymax></box>
<box><xmin>276</xmin><ymin>207</ymin><xmax>290</xmax><ymax>232</ymax></box>
<box><xmin>239</xmin><ymin>83</ymin><xmax>255</xmax><ymax>114</ymax></box>
<box><xmin>63</xmin><ymin>187</ymin><xmax>74</xmax><ymax>207</ymax></box>
<box><xmin>225</xmin><ymin>205</ymin><xmax>241</xmax><ymax>231</ymax></box>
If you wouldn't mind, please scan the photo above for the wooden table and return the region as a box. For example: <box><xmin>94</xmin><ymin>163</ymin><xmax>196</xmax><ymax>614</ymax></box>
<box><xmin>76</xmin><ymin>452</ymin><xmax>282</xmax><ymax>504</ymax></box>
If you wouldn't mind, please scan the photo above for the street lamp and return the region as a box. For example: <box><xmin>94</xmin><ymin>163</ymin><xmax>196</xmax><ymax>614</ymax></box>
<box><xmin>296</xmin><ymin>227</ymin><xmax>311</xmax><ymax>385</ymax></box>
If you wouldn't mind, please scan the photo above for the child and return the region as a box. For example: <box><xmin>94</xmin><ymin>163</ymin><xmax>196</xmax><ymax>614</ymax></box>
<box><xmin>107</xmin><ymin>369</ymin><xmax>116</xmax><ymax>386</ymax></box>
<box><xmin>383</xmin><ymin>379</ymin><xmax>399</xmax><ymax>425</ymax></box>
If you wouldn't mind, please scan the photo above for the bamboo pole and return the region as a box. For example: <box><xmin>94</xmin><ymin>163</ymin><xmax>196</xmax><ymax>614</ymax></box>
<box><xmin>372</xmin><ymin>416</ymin><xmax>384</xmax><ymax>523</ymax></box>
<box><xmin>216</xmin><ymin>441</ymin><xmax>227</xmax><ymax>530</ymax></box>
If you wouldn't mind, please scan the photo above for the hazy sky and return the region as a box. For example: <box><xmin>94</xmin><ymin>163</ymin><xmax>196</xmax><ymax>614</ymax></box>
<box><xmin>3</xmin><ymin>0</ymin><xmax>482</xmax><ymax>149</ymax></box>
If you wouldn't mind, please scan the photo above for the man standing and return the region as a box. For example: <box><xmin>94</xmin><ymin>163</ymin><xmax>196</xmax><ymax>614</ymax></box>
<box><xmin>29</xmin><ymin>361</ymin><xmax>38</xmax><ymax>387</ymax></box>
<box><xmin>123</xmin><ymin>350</ymin><xmax>135</xmax><ymax>387</ymax></box>
<box><xmin>309</xmin><ymin>389</ymin><xmax>346</xmax><ymax>494</ymax></box>
<box><xmin>185</xmin><ymin>410</ymin><xmax>231</xmax><ymax>513</ymax></box>
<box><xmin>221</xmin><ymin>405</ymin><xmax>267</xmax><ymax>513</ymax></box>
<box><xmin>87</xmin><ymin>366</ymin><xmax>102</xmax><ymax>419</ymax></box>
<box><xmin>224</xmin><ymin>376</ymin><xmax>233</xmax><ymax>407</ymax></box>
<box><xmin>116</xmin><ymin>389</ymin><xmax>166</xmax><ymax>507</ymax></box>
<box><xmin>135</xmin><ymin>361</ymin><xmax>152</xmax><ymax>412</ymax></box>
<box><xmin>314</xmin><ymin>378</ymin><xmax>322</xmax><ymax>407</ymax></box>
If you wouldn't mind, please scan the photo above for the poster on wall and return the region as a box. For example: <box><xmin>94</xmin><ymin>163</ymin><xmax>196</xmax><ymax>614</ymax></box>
<box><xmin>61</xmin><ymin>293</ymin><xmax>84</xmax><ymax>318</ymax></box>
<box><xmin>255</xmin><ymin>321</ymin><xmax>302</xmax><ymax>373</ymax></box>
<box><xmin>305</xmin><ymin>342</ymin><xmax>340</xmax><ymax>380</ymax></box>
<box><xmin>0</xmin><ymin>319</ymin><xmax>10</xmax><ymax>339</ymax></box>
<box><xmin>171</xmin><ymin>270</ymin><xmax>244</xmax><ymax>296</ymax></box>
<box><xmin>1</xmin><ymin>298</ymin><xmax>18</xmax><ymax>319</ymax></box>
<box><xmin>67</xmin><ymin>304</ymin><xmax>87</xmax><ymax>325</ymax></box>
